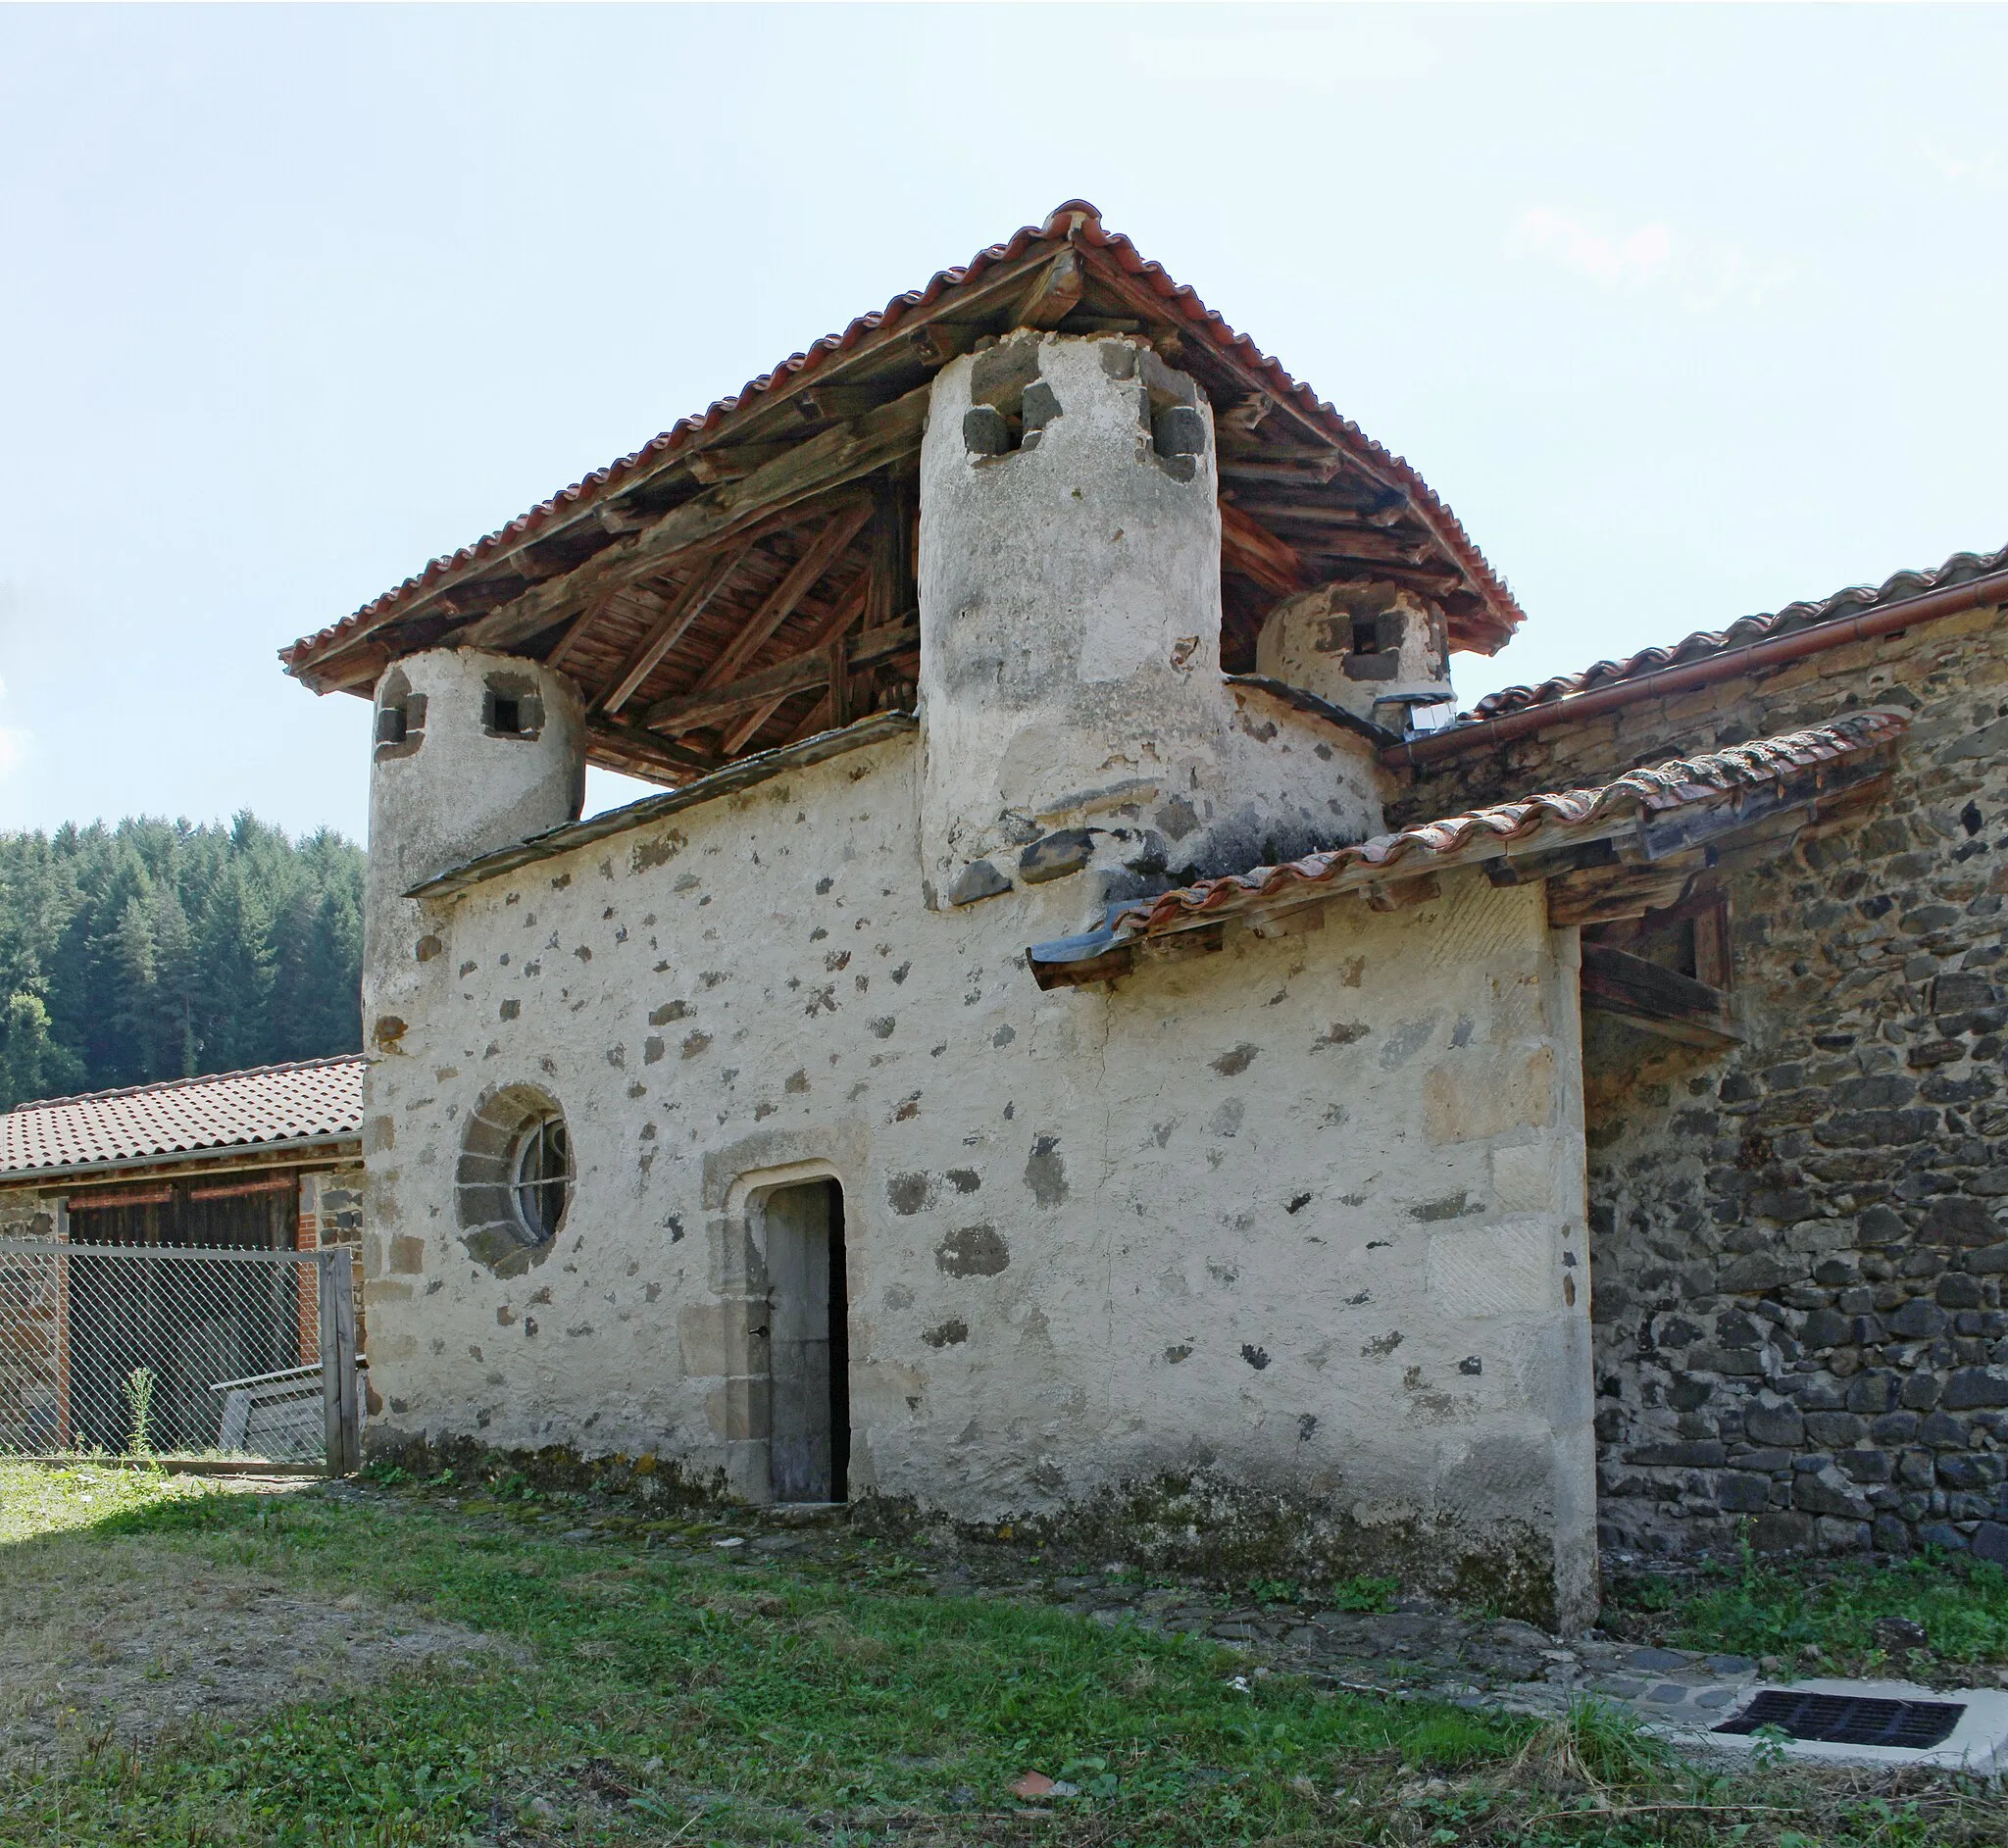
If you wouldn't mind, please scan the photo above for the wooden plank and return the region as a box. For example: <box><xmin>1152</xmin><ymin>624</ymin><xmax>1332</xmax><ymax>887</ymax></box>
<box><xmin>1219</xmin><ymin>501</ymin><xmax>1302</xmax><ymax>595</ymax></box>
<box><xmin>645</xmin><ymin>622</ymin><xmax>918</xmax><ymax>734</ymax></box>
<box><xmin>690</xmin><ymin>502</ymin><xmax>874</xmax><ymax>694</ymax></box>
<box><xmin>333</xmin><ymin>1251</ymin><xmax>362</xmax><ymax>1474</ymax></box>
<box><xmin>595</xmin><ymin>545</ymin><xmax>750</xmax><ymax>717</ymax></box>
<box><xmin>1363</xmin><ymin>873</ymin><xmax>1440</xmax><ymax>913</ymax></box>
<box><xmin>780</xmin><ymin>688</ymin><xmax>835</xmax><ymax>747</ymax></box>
<box><xmin>318</xmin><ymin>1250</ymin><xmax>344</xmax><ymax>1473</ymax></box>
<box><xmin>1548</xmin><ymin>862</ymin><xmax>1696</xmax><ymax>926</ymax></box>
<box><xmin>788</xmin><ymin>385</ymin><xmax>884</xmax><ymax>425</ymax></box>
<box><xmin>826</xmin><ymin>633</ymin><xmax>852</xmax><ymax>728</ymax></box>
<box><xmin>722</xmin><ymin>695</ymin><xmax>791</xmax><ymax>757</ymax></box>
<box><xmin>463</xmin><ymin>385</ymin><xmax>930</xmax><ymax>653</ymax></box>
<box><xmin>1240</xmin><ymin>517</ymin><xmax>1431</xmax><ymax>564</ymax></box>
<box><xmin>1218</xmin><ymin>457</ymin><xmax>1349</xmax><ymax>486</ymax></box>
<box><xmin>595</xmin><ymin>716</ymin><xmax>720</xmax><ymax>775</ymax></box>
<box><xmin>1692</xmin><ymin>901</ymin><xmax>1732</xmax><ymax>990</ymax></box>
<box><xmin>1482</xmin><ymin>839</ymin><xmax>1621</xmax><ymax>888</ymax></box>
<box><xmin>1014</xmin><ymin>248</ymin><xmax>1084</xmax><ymax>329</ymax></box>
<box><xmin>1580</xmin><ymin>942</ymin><xmax>1741</xmax><ymax>1049</ymax></box>
<box><xmin>543</xmin><ymin>591</ymin><xmax>620</xmax><ymax>673</ymax></box>
<box><xmin>594</xmin><ymin>500</ymin><xmax>654</xmax><ymax>535</ymax></box>
<box><xmin>720</xmin><ymin>570</ymin><xmax>875</xmax><ymax>755</ymax></box>
<box><xmin>864</xmin><ymin>474</ymin><xmax>913</xmax><ymax>631</ymax></box>
<box><xmin>686</xmin><ymin>443</ymin><xmax>796</xmax><ymax>484</ymax></box>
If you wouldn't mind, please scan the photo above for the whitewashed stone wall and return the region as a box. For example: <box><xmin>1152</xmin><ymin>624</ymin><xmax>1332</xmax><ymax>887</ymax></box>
<box><xmin>918</xmin><ymin>332</ymin><xmax>1383</xmax><ymax>918</ymax></box>
<box><xmin>360</xmin><ymin>732</ymin><xmax>1598</xmax><ymax>1625</ymax></box>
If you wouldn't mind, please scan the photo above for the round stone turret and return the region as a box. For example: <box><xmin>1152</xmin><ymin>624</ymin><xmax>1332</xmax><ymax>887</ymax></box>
<box><xmin>917</xmin><ymin>331</ymin><xmax>1382</xmax><ymax>912</ymax></box>
<box><xmin>363</xmin><ymin>649</ymin><xmax>585</xmax><ymax>1054</ymax></box>
<box><xmin>1257</xmin><ymin>580</ymin><xmax>1454</xmax><ymax>733</ymax></box>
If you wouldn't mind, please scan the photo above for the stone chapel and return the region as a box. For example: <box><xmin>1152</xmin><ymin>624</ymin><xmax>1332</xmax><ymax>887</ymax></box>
<box><xmin>281</xmin><ymin>203</ymin><xmax>2008</xmax><ymax>1628</ymax></box>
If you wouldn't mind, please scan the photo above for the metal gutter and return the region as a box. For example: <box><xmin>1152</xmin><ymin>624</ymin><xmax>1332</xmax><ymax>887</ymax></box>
<box><xmin>0</xmin><ymin>1133</ymin><xmax>362</xmax><ymax>1190</ymax></box>
<box><xmin>1388</xmin><ymin>567</ymin><xmax>2008</xmax><ymax>770</ymax></box>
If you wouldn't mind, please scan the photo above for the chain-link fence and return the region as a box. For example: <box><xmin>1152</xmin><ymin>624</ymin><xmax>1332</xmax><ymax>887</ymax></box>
<box><xmin>0</xmin><ymin>1242</ymin><xmax>360</xmax><ymax>1471</ymax></box>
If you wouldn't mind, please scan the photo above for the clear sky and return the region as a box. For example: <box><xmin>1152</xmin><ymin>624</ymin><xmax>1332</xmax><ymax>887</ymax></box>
<box><xmin>2</xmin><ymin>3</ymin><xmax>2003</xmax><ymax>842</ymax></box>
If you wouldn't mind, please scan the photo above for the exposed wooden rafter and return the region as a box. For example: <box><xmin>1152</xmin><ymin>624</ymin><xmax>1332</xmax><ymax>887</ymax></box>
<box><xmin>456</xmin><ymin>386</ymin><xmax>929</xmax><ymax>656</ymax></box>
<box><xmin>544</xmin><ymin>593</ymin><xmax>614</xmax><ymax>674</ymax></box>
<box><xmin>1013</xmin><ymin>248</ymin><xmax>1084</xmax><ymax>329</ymax></box>
<box><xmin>595</xmin><ymin>545</ymin><xmax>750</xmax><ymax>718</ymax></box>
<box><xmin>689</xmin><ymin>502</ymin><xmax>874</xmax><ymax>696</ymax></box>
<box><xmin>1219</xmin><ymin>501</ymin><xmax>1302</xmax><ymax>596</ymax></box>
<box><xmin>719</xmin><ymin>572</ymin><xmax>874</xmax><ymax>755</ymax></box>
<box><xmin>644</xmin><ymin>621</ymin><xmax>918</xmax><ymax>737</ymax></box>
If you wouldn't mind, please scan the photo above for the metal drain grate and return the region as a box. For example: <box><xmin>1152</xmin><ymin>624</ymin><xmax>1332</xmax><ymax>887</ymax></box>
<box><xmin>1714</xmin><ymin>1690</ymin><xmax>1966</xmax><ymax>1750</ymax></box>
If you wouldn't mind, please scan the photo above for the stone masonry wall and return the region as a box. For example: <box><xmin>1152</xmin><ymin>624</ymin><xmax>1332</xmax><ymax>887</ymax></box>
<box><xmin>1392</xmin><ymin>600</ymin><xmax>2008</xmax><ymax>1561</ymax></box>
<box><xmin>363</xmin><ymin>730</ymin><xmax>1599</xmax><ymax>1623</ymax></box>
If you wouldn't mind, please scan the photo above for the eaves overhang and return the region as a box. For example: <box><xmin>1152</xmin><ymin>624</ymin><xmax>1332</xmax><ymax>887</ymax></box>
<box><xmin>280</xmin><ymin>202</ymin><xmax>1524</xmax><ymax>789</ymax></box>
<box><xmin>0</xmin><ymin>1132</ymin><xmax>363</xmax><ymax>1192</ymax></box>
<box><xmin>1029</xmin><ymin>708</ymin><xmax>1911</xmax><ymax>989</ymax></box>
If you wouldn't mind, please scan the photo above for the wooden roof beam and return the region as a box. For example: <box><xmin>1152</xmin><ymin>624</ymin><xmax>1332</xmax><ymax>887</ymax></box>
<box><xmin>462</xmin><ymin>386</ymin><xmax>929</xmax><ymax>655</ymax></box>
<box><xmin>1219</xmin><ymin>502</ymin><xmax>1302</xmax><ymax>597</ymax></box>
<box><xmin>690</xmin><ymin>501</ymin><xmax>874</xmax><ymax>695</ymax></box>
<box><xmin>1013</xmin><ymin>248</ymin><xmax>1084</xmax><ymax>329</ymax></box>
<box><xmin>644</xmin><ymin>618</ymin><xmax>917</xmax><ymax>736</ymax></box>
<box><xmin>719</xmin><ymin>563</ymin><xmax>877</xmax><ymax>757</ymax></box>
<box><xmin>595</xmin><ymin>543</ymin><xmax>754</xmax><ymax>718</ymax></box>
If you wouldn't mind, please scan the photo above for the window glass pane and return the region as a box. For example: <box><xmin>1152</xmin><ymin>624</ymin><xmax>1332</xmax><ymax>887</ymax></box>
<box><xmin>512</xmin><ymin>1117</ymin><xmax>570</xmax><ymax>1240</ymax></box>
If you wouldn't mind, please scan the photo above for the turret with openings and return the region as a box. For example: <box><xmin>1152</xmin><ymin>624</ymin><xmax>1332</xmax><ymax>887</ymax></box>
<box><xmin>363</xmin><ymin>649</ymin><xmax>585</xmax><ymax>1057</ymax></box>
<box><xmin>917</xmin><ymin>331</ymin><xmax>1384</xmax><ymax>915</ymax></box>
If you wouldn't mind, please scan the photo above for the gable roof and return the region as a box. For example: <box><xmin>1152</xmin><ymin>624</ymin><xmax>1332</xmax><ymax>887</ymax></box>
<box><xmin>280</xmin><ymin>202</ymin><xmax>1523</xmax><ymax>786</ymax></box>
<box><xmin>1029</xmin><ymin>708</ymin><xmax>1908</xmax><ymax>987</ymax></box>
<box><xmin>0</xmin><ymin>1056</ymin><xmax>367</xmax><ymax>1183</ymax></box>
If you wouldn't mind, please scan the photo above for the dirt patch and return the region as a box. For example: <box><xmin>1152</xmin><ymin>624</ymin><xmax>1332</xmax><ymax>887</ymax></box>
<box><xmin>0</xmin><ymin>1524</ymin><xmax>508</xmax><ymax>1766</ymax></box>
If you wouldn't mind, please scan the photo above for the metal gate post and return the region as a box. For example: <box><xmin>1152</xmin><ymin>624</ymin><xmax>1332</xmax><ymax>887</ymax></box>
<box><xmin>318</xmin><ymin>1249</ymin><xmax>362</xmax><ymax>1474</ymax></box>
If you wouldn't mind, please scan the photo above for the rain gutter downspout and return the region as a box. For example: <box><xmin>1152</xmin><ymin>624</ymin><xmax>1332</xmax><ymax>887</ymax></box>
<box><xmin>1384</xmin><ymin>567</ymin><xmax>2008</xmax><ymax>772</ymax></box>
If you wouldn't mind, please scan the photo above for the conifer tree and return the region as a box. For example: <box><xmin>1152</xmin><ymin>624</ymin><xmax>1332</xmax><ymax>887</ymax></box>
<box><xmin>0</xmin><ymin>816</ymin><xmax>364</xmax><ymax>1110</ymax></box>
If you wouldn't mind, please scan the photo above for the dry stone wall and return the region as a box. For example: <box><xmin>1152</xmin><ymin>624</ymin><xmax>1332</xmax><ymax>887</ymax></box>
<box><xmin>1393</xmin><ymin>602</ymin><xmax>2008</xmax><ymax>1562</ymax></box>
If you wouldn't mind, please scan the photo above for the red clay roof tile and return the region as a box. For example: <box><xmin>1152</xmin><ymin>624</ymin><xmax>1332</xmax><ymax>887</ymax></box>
<box><xmin>1469</xmin><ymin>544</ymin><xmax>2008</xmax><ymax>722</ymax></box>
<box><xmin>1106</xmin><ymin>708</ymin><xmax>1910</xmax><ymax>944</ymax></box>
<box><xmin>281</xmin><ymin>201</ymin><xmax>1521</xmax><ymax>675</ymax></box>
<box><xmin>0</xmin><ymin>1056</ymin><xmax>367</xmax><ymax>1180</ymax></box>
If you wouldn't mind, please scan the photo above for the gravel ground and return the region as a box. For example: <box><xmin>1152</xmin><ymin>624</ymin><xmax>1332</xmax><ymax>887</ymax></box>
<box><xmin>0</xmin><ymin>1475</ymin><xmax>507</xmax><ymax>1768</ymax></box>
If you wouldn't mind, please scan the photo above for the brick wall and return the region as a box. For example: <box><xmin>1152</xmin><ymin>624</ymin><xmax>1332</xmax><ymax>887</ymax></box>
<box><xmin>1392</xmin><ymin>602</ymin><xmax>2008</xmax><ymax>1562</ymax></box>
<box><xmin>297</xmin><ymin>1167</ymin><xmax>367</xmax><ymax>1364</ymax></box>
<box><xmin>0</xmin><ymin>1188</ymin><xmax>62</xmax><ymax>1450</ymax></box>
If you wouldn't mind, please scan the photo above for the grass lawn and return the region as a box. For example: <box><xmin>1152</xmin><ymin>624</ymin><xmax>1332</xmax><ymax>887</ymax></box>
<box><xmin>1604</xmin><ymin>1546</ymin><xmax>2008</xmax><ymax>1679</ymax></box>
<box><xmin>2</xmin><ymin>1465</ymin><xmax>2006</xmax><ymax>1845</ymax></box>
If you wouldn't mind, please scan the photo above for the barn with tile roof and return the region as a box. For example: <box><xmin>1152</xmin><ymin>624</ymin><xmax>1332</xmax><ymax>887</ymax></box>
<box><xmin>0</xmin><ymin>1058</ymin><xmax>369</xmax><ymax>1457</ymax></box>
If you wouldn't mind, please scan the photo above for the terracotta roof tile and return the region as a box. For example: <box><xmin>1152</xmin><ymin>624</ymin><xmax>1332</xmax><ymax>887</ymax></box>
<box><xmin>1028</xmin><ymin>709</ymin><xmax>1907</xmax><ymax>985</ymax></box>
<box><xmin>282</xmin><ymin>200</ymin><xmax>1521</xmax><ymax>675</ymax></box>
<box><xmin>1469</xmin><ymin>543</ymin><xmax>2008</xmax><ymax>721</ymax></box>
<box><xmin>0</xmin><ymin>1056</ymin><xmax>367</xmax><ymax>1180</ymax></box>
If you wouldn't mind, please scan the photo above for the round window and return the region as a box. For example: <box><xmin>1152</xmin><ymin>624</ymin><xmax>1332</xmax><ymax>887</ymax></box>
<box><xmin>457</xmin><ymin>1085</ymin><xmax>573</xmax><ymax>1275</ymax></box>
<box><xmin>511</xmin><ymin>1114</ymin><xmax>571</xmax><ymax>1242</ymax></box>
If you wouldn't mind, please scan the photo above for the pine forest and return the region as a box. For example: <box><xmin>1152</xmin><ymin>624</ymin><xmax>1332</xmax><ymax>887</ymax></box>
<box><xmin>0</xmin><ymin>815</ymin><xmax>363</xmax><ymax>1113</ymax></box>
